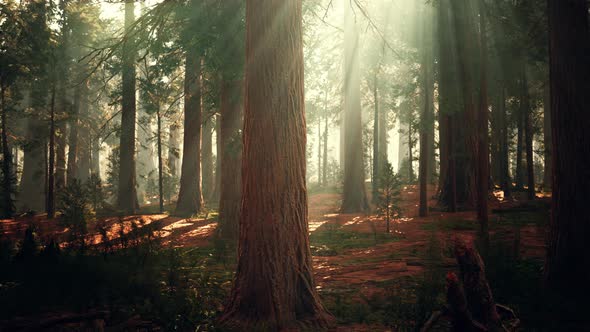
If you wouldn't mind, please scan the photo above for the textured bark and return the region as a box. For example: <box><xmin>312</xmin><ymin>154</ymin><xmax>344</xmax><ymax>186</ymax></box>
<box><xmin>117</xmin><ymin>0</ymin><xmax>139</xmax><ymax>213</ymax></box>
<box><xmin>449</xmin><ymin>0</ymin><xmax>477</xmax><ymax>210</ymax></box>
<box><xmin>55</xmin><ymin>119</ymin><xmax>67</xmax><ymax>189</ymax></box>
<box><xmin>454</xmin><ymin>241</ymin><xmax>501</xmax><ymax>330</ymax></box>
<box><xmin>202</xmin><ymin>114</ymin><xmax>214</xmax><ymax>202</ymax></box>
<box><xmin>175</xmin><ymin>52</ymin><xmax>203</xmax><ymax>217</ymax></box>
<box><xmin>341</xmin><ymin>5</ymin><xmax>368</xmax><ymax>213</ymax></box>
<box><xmin>219</xmin><ymin>0</ymin><xmax>332</xmax><ymax>329</ymax></box>
<box><xmin>217</xmin><ymin>80</ymin><xmax>242</xmax><ymax>244</ymax></box>
<box><xmin>542</xmin><ymin>84</ymin><xmax>551</xmax><ymax>191</ymax></box>
<box><xmin>544</xmin><ymin>0</ymin><xmax>590</xmax><ymax>292</ymax></box>
<box><xmin>438</xmin><ymin>0</ymin><xmax>470</xmax><ymax>211</ymax></box>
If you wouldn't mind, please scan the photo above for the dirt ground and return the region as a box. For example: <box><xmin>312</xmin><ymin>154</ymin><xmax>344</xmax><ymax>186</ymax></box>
<box><xmin>0</xmin><ymin>185</ymin><xmax>549</xmax><ymax>331</ymax></box>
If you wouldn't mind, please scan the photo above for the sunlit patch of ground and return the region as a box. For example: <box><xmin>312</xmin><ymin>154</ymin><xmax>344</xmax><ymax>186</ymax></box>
<box><xmin>0</xmin><ymin>184</ymin><xmax>550</xmax><ymax>331</ymax></box>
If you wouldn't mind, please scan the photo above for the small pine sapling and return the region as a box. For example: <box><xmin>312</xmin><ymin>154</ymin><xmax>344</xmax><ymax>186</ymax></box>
<box><xmin>376</xmin><ymin>162</ymin><xmax>402</xmax><ymax>233</ymax></box>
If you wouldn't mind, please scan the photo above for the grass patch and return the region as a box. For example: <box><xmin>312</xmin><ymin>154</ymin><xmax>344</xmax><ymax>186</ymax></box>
<box><xmin>310</xmin><ymin>228</ymin><xmax>400</xmax><ymax>255</ymax></box>
<box><xmin>421</xmin><ymin>217</ymin><xmax>479</xmax><ymax>232</ymax></box>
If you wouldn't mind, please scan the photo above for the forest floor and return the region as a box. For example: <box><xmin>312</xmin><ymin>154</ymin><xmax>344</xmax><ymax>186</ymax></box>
<box><xmin>0</xmin><ymin>186</ymin><xmax>560</xmax><ymax>331</ymax></box>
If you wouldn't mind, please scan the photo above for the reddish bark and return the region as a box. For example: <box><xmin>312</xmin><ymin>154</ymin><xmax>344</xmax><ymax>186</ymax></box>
<box><xmin>219</xmin><ymin>0</ymin><xmax>332</xmax><ymax>329</ymax></box>
<box><xmin>175</xmin><ymin>52</ymin><xmax>204</xmax><ymax>217</ymax></box>
<box><xmin>545</xmin><ymin>0</ymin><xmax>590</xmax><ymax>292</ymax></box>
<box><xmin>117</xmin><ymin>0</ymin><xmax>139</xmax><ymax>213</ymax></box>
<box><xmin>217</xmin><ymin>80</ymin><xmax>242</xmax><ymax>243</ymax></box>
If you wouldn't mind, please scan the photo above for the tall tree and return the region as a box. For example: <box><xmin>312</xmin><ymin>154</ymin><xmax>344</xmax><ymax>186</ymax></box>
<box><xmin>219</xmin><ymin>0</ymin><xmax>332</xmax><ymax>328</ymax></box>
<box><xmin>217</xmin><ymin>80</ymin><xmax>242</xmax><ymax>244</ymax></box>
<box><xmin>476</xmin><ymin>0</ymin><xmax>490</xmax><ymax>240</ymax></box>
<box><xmin>419</xmin><ymin>4</ymin><xmax>434</xmax><ymax>217</ymax></box>
<box><xmin>201</xmin><ymin>113</ymin><xmax>214</xmax><ymax>201</ymax></box>
<box><xmin>544</xmin><ymin>0</ymin><xmax>590</xmax><ymax>292</ymax></box>
<box><xmin>117</xmin><ymin>0</ymin><xmax>139</xmax><ymax>213</ymax></box>
<box><xmin>175</xmin><ymin>51</ymin><xmax>204</xmax><ymax>216</ymax></box>
<box><xmin>341</xmin><ymin>4</ymin><xmax>368</xmax><ymax>213</ymax></box>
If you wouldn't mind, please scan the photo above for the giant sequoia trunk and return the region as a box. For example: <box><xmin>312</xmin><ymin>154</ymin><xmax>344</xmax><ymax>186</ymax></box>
<box><xmin>341</xmin><ymin>6</ymin><xmax>368</xmax><ymax>212</ymax></box>
<box><xmin>217</xmin><ymin>80</ymin><xmax>242</xmax><ymax>244</ymax></box>
<box><xmin>449</xmin><ymin>0</ymin><xmax>477</xmax><ymax>211</ymax></box>
<box><xmin>219</xmin><ymin>0</ymin><xmax>332</xmax><ymax>329</ymax></box>
<box><xmin>545</xmin><ymin>0</ymin><xmax>590</xmax><ymax>293</ymax></box>
<box><xmin>175</xmin><ymin>52</ymin><xmax>203</xmax><ymax>217</ymax></box>
<box><xmin>117</xmin><ymin>0</ymin><xmax>139</xmax><ymax>213</ymax></box>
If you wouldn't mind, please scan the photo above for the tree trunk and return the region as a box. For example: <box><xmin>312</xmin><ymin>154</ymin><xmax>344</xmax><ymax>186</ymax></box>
<box><xmin>76</xmin><ymin>85</ymin><xmax>91</xmax><ymax>183</ymax></box>
<box><xmin>202</xmin><ymin>113</ymin><xmax>214</xmax><ymax>202</ymax></box>
<box><xmin>175</xmin><ymin>51</ymin><xmax>204</xmax><ymax>217</ymax></box>
<box><xmin>341</xmin><ymin>5</ymin><xmax>368</xmax><ymax>213</ymax></box>
<box><xmin>19</xmin><ymin>117</ymin><xmax>46</xmax><ymax>213</ymax></box>
<box><xmin>438</xmin><ymin>0</ymin><xmax>470</xmax><ymax>211</ymax></box>
<box><xmin>542</xmin><ymin>84</ymin><xmax>551</xmax><ymax>191</ymax></box>
<box><xmin>419</xmin><ymin>6</ymin><xmax>434</xmax><ymax>217</ymax></box>
<box><xmin>67</xmin><ymin>86</ymin><xmax>79</xmax><ymax>184</ymax></box>
<box><xmin>55</xmin><ymin>121</ymin><xmax>67</xmax><ymax>189</ymax></box>
<box><xmin>157</xmin><ymin>110</ymin><xmax>163</xmax><ymax>213</ymax></box>
<box><xmin>450</xmin><ymin>0</ymin><xmax>477</xmax><ymax>210</ymax></box>
<box><xmin>522</xmin><ymin>70</ymin><xmax>535</xmax><ymax>200</ymax></box>
<box><xmin>47</xmin><ymin>85</ymin><xmax>56</xmax><ymax>218</ymax></box>
<box><xmin>168</xmin><ymin>124</ymin><xmax>180</xmax><ymax>178</ymax></box>
<box><xmin>91</xmin><ymin>134</ymin><xmax>100</xmax><ymax>177</ymax></box>
<box><xmin>219</xmin><ymin>1</ymin><xmax>332</xmax><ymax>329</ymax></box>
<box><xmin>515</xmin><ymin>110</ymin><xmax>524</xmax><ymax>190</ymax></box>
<box><xmin>217</xmin><ymin>80</ymin><xmax>242</xmax><ymax>244</ymax></box>
<box><xmin>1</xmin><ymin>85</ymin><xmax>14</xmax><ymax>218</ymax></box>
<box><xmin>372</xmin><ymin>72</ymin><xmax>379</xmax><ymax>202</ymax></box>
<box><xmin>322</xmin><ymin>107</ymin><xmax>328</xmax><ymax>186</ymax></box>
<box><xmin>317</xmin><ymin>115</ymin><xmax>322</xmax><ymax>186</ymax></box>
<box><xmin>117</xmin><ymin>0</ymin><xmax>139</xmax><ymax>213</ymax></box>
<box><xmin>544</xmin><ymin>0</ymin><xmax>590</xmax><ymax>292</ymax></box>
<box><xmin>477</xmin><ymin>0</ymin><xmax>489</xmax><ymax>241</ymax></box>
